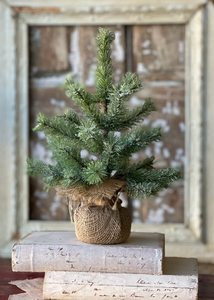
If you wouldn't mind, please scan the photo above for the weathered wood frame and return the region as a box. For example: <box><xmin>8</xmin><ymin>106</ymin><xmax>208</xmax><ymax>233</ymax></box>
<box><xmin>0</xmin><ymin>0</ymin><xmax>214</xmax><ymax>261</ymax></box>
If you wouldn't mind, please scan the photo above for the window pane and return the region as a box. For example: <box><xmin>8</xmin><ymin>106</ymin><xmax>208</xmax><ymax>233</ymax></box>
<box><xmin>131</xmin><ymin>25</ymin><xmax>185</xmax><ymax>224</ymax></box>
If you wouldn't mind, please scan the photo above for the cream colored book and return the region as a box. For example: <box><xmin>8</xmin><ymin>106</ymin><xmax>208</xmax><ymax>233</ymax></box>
<box><xmin>43</xmin><ymin>257</ymin><xmax>198</xmax><ymax>300</ymax></box>
<box><xmin>12</xmin><ymin>231</ymin><xmax>164</xmax><ymax>275</ymax></box>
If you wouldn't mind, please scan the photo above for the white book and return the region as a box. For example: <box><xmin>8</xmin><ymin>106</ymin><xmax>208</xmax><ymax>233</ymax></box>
<box><xmin>12</xmin><ymin>231</ymin><xmax>164</xmax><ymax>275</ymax></box>
<box><xmin>43</xmin><ymin>257</ymin><xmax>198</xmax><ymax>300</ymax></box>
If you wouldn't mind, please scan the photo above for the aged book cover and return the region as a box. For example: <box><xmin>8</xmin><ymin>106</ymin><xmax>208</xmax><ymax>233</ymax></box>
<box><xmin>43</xmin><ymin>257</ymin><xmax>198</xmax><ymax>300</ymax></box>
<box><xmin>12</xmin><ymin>231</ymin><xmax>164</xmax><ymax>274</ymax></box>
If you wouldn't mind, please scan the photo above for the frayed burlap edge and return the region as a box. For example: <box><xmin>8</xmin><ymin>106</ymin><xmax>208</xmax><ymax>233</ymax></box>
<box><xmin>55</xmin><ymin>178</ymin><xmax>126</xmax><ymax>205</ymax></box>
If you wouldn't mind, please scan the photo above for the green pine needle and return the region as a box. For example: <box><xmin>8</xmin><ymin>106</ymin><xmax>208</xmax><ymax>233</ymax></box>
<box><xmin>83</xmin><ymin>161</ymin><xmax>107</xmax><ymax>185</ymax></box>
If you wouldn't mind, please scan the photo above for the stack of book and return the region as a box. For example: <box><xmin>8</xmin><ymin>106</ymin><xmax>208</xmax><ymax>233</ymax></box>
<box><xmin>12</xmin><ymin>231</ymin><xmax>198</xmax><ymax>299</ymax></box>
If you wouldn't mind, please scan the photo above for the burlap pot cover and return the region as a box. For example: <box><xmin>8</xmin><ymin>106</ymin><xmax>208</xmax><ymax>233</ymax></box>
<box><xmin>74</xmin><ymin>204</ymin><xmax>132</xmax><ymax>245</ymax></box>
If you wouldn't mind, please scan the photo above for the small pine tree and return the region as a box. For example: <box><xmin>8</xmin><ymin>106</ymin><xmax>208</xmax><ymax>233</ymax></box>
<box><xmin>27</xmin><ymin>27</ymin><xmax>180</xmax><ymax>201</ymax></box>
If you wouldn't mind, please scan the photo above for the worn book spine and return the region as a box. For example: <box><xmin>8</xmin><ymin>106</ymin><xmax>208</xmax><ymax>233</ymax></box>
<box><xmin>43</xmin><ymin>258</ymin><xmax>198</xmax><ymax>300</ymax></box>
<box><xmin>12</xmin><ymin>233</ymin><xmax>164</xmax><ymax>275</ymax></box>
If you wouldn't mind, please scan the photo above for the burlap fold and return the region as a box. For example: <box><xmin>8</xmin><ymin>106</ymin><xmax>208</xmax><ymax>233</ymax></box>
<box><xmin>74</xmin><ymin>203</ymin><xmax>132</xmax><ymax>244</ymax></box>
<box><xmin>55</xmin><ymin>178</ymin><xmax>126</xmax><ymax>205</ymax></box>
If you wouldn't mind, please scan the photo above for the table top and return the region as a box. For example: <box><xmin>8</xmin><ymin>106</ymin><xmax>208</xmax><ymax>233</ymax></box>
<box><xmin>0</xmin><ymin>259</ymin><xmax>213</xmax><ymax>300</ymax></box>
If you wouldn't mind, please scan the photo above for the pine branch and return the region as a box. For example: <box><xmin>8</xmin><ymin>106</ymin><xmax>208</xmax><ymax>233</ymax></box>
<box><xmin>97</xmin><ymin>98</ymin><xmax>157</xmax><ymax>132</ymax></box>
<box><xmin>65</xmin><ymin>79</ymin><xmax>96</xmax><ymax>113</ymax></box>
<box><xmin>48</xmin><ymin>140</ymin><xmax>85</xmax><ymax>169</ymax></box>
<box><xmin>34</xmin><ymin>114</ymin><xmax>104</xmax><ymax>156</ymax></box>
<box><xmin>76</xmin><ymin>120</ymin><xmax>104</xmax><ymax>155</ymax></box>
<box><xmin>65</xmin><ymin>79</ymin><xmax>105</xmax><ymax>125</ymax></box>
<box><xmin>63</xmin><ymin>147</ymin><xmax>84</xmax><ymax>167</ymax></box>
<box><xmin>120</xmin><ymin>98</ymin><xmax>157</xmax><ymax>129</ymax></box>
<box><xmin>33</xmin><ymin>113</ymin><xmax>82</xmax><ymax>150</ymax></box>
<box><xmin>65</xmin><ymin>109</ymin><xmax>81</xmax><ymax>126</ymax></box>
<box><xmin>113</xmin><ymin>156</ymin><xmax>155</xmax><ymax>179</ymax></box>
<box><xmin>112</xmin><ymin>127</ymin><xmax>161</xmax><ymax>159</ymax></box>
<box><xmin>95</xmin><ymin>27</ymin><xmax>115</xmax><ymax>107</ymax></box>
<box><xmin>115</xmin><ymin>72</ymin><xmax>142</xmax><ymax>98</ymax></box>
<box><xmin>126</xmin><ymin>168</ymin><xmax>180</xmax><ymax>198</ymax></box>
<box><xmin>27</xmin><ymin>158</ymin><xmax>63</xmax><ymax>187</ymax></box>
<box><xmin>82</xmin><ymin>160</ymin><xmax>107</xmax><ymax>185</ymax></box>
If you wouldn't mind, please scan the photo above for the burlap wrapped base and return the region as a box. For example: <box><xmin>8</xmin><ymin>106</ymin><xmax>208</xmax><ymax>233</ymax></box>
<box><xmin>56</xmin><ymin>179</ymin><xmax>131</xmax><ymax>244</ymax></box>
<box><xmin>74</xmin><ymin>204</ymin><xmax>132</xmax><ymax>245</ymax></box>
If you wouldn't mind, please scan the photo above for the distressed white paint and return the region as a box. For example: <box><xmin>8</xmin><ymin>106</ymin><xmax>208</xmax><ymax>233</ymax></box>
<box><xmin>146</xmin><ymin>205</ymin><xmax>175</xmax><ymax>224</ymax></box>
<box><xmin>152</xmin><ymin>119</ymin><xmax>170</xmax><ymax>133</ymax></box>
<box><xmin>155</xmin><ymin>197</ymin><xmax>162</xmax><ymax>205</ymax></box>
<box><xmin>12</xmin><ymin>18</ymin><xmax>30</xmax><ymax>257</ymax></box>
<box><xmin>0</xmin><ymin>1</ymin><xmax>17</xmax><ymax>250</ymax></box>
<box><xmin>159</xmin><ymin>189</ymin><xmax>173</xmax><ymax>197</ymax></box>
<box><xmin>162</xmin><ymin>204</ymin><xmax>175</xmax><ymax>214</ymax></box>
<box><xmin>114</xmin><ymin>131</ymin><xmax>121</xmax><ymax>137</ymax></box>
<box><xmin>8</xmin><ymin>0</ymin><xmax>207</xmax><ymax>25</ymax></box>
<box><xmin>112</xmin><ymin>31</ymin><xmax>125</xmax><ymax>62</ymax></box>
<box><xmin>204</xmin><ymin>1</ymin><xmax>214</xmax><ymax>247</ymax></box>
<box><xmin>185</xmin><ymin>8</ymin><xmax>203</xmax><ymax>240</ymax></box>
<box><xmin>15</xmin><ymin>12</ymin><xmax>201</xmax><ymax>25</ymax></box>
<box><xmin>132</xmin><ymin>199</ymin><xmax>141</xmax><ymax>209</ymax></box>
<box><xmin>145</xmin><ymin>81</ymin><xmax>182</xmax><ymax>87</ymax></box>
<box><xmin>163</xmin><ymin>148</ymin><xmax>170</xmax><ymax>159</ymax></box>
<box><xmin>34</xmin><ymin>190</ymin><xmax>48</xmax><ymax>199</ymax></box>
<box><xmin>131</xmin><ymin>153</ymin><xmax>139</xmax><ymax>160</ymax></box>
<box><xmin>142</xmin><ymin>49</ymin><xmax>152</xmax><ymax>55</ymax></box>
<box><xmin>89</xmin><ymin>154</ymin><xmax>98</xmax><ymax>161</ymax></box>
<box><xmin>133</xmin><ymin>211</ymin><xmax>140</xmax><ymax>218</ymax></box>
<box><xmin>12</xmin><ymin>231</ymin><xmax>164</xmax><ymax>274</ymax></box>
<box><xmin>130</xmin><ymin>96</ymin><xmax>144</xmax><ymax>106</ymax></box>
<box><xmin>85</xmin><ymin>63</ymin><xmax>96</xmax><ymax>86</ymax></box>
<box><xmin>69</xmin><ymin>27</ymin><xmax>80</xmax><ymax>78</ymax></box>
<box><xmin>179</xmin><ymin>122</ymin><xmax>185</xmax><ymax>132</ymax></box>
<box><xmin>8</xmin><ymin>0</ymin><xmax>207</xmax><ymax>6</ymax></box>
<box><xmin>137</xmin><ymin>62</ymin><xmax>149</xmax><ymax>74</ymax></box>
<box><xmin>31</xmin><ymin>142</ymin><xmax>53</xmax><ymax>164</ymax></box>
<box><xmin>36</xmin><ymin>131</ymin><xmax>46</xmax><ymax>139</ymax></box>
<box><xmin>179</xmin><ymin>40</ymin><xmax>184</xmax><ymax>53</ymax></box>
<box><xmin>50</xmin><ymin>98</ymin><xmax>66</xmax><ymax>108</ymax></box>
<box><xmin>171</xmin><ymin>160</ymin><xmax>182</xmax><ymax>168</ymax></box>
<box><xmin>35</xmin><ymin>201</ymin><xmax>41</xmax><ymax>207</ymax></box>
<box><xmin>175</xmin><ymin>148</ymin><xmax>185</xmax><ymax>164</ymax></box>
<box><xmin>141</xmin><ymin>118</ymin><xmax>150</xmax><ymax>126</ymax></box>
<box><xmin>162</xmin><ymin>100</ymin><xmax>181</xmax><ymax>116</ymax></box>
<box><xmin>111</xmin><ymin>170</ymin><xmax>116</xmax><ymax>177</ymax></box>
<box><xmin>153</xmin><ymin>141</ymin><xmax>164</xmax><ymax>155</ymax></box>
<box><xmin>31</xmin><ymin>73</ymin><xmax>69</xmax><ymax>88</ymax></box>
<box><xmin>50</xmin><ymin>195</ymin><xmax>61</xmax><ymax>217</ymax></box>
<box><xmin>115</xmin><ymin>69</ymin><xmax>122</xmax><ymax>75</ymax></box>
<box><xmin>144</xmin><ymin>146</ymin><xmax>152</xmax><ymax>157</ymax></box>
<box><xmin>142</xmin><ymin>40</ymin><xmax>151</xmax><ymax>48</ymax></box>
<box><xmin>80</xmin><ymin>149</ymin><xmax>89</xmax><ymax>158</ymax></box>
<box><xmin>43</xmin><ymin>258</ymin><xmax>198</xmax><ymax>300</ymax></box>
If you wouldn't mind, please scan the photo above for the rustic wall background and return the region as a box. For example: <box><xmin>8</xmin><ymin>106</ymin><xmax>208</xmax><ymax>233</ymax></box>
<box><xmin>29</xmin><ymin>25</ymin><xmax>185</xmax><ymax>223</ymax></box>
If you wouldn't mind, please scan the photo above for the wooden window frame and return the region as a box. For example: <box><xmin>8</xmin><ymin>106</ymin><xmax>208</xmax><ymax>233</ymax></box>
<box><xmin>1</xmin><ymin>0</ymin><xmax>214</xmax><ymax>261</ymax></box>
